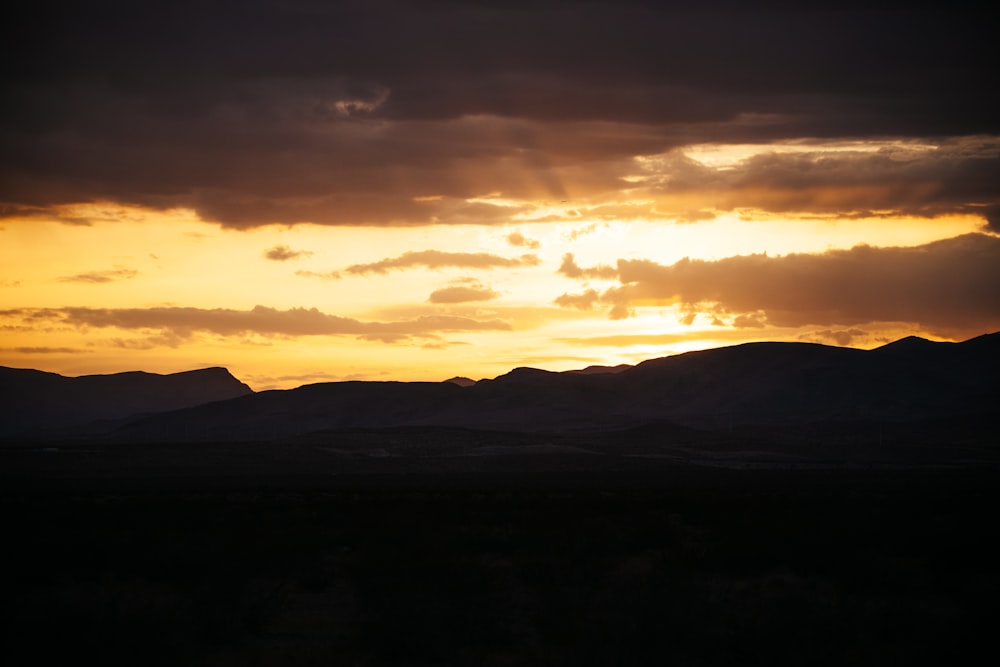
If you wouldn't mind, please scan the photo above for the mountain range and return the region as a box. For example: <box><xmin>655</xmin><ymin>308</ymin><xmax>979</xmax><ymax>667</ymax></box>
<box><xmin>0</xmin><ymin>366</ymin><xmax>252</xmax><ymax>438</ymax></box>
<box><xmin>2</xmin><ymin>333</ymin><xmax>996</xmax><ymax>444</ymax></box>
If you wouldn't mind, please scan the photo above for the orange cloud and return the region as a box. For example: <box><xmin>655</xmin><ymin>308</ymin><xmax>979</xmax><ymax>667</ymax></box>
<box><xmin>553</xmin><ymin>289</ymin><xmax>600</xmax><ymax>310</ymax></box>
<box><xmin>557</xmin><ymin>253</ymin><xmax>616</xmax><ymax>280</ymax></box>
<box><xmin>598</xmin><ymin>233</ymin><xmax>1000</xmax><ymax>337</ymax></box>
<box><xmin>428</xmin><ymin>284</ymin><xmax>499</xmax><ymax>303</ymax></box>
<box><xmin>506</xmin><ymin>231</ymin><xmax>541</xmax><ymax>249</ymax></box>
<box><xmin>1</xmin><ymin>305</ymin><xmax>512</xmax><ymax>344</ymax></box>
<box><xmin>294</xmin><ymin>270</ymin><xmax>341</xmax><ymax>280</ymax></box>
<box><xmin>345</xmin><ymin>250</ymin><xmax>540</xmax><ymax>275</ymax></box>
<box><xmin>264</xmin><ymin>245</ymin><xmax>312</xmax><ymax>261</ymax></box>
<box><xmin>556</xmin><ymin>328</ymin><xmax>781</xmax><ymax>347</ymax></box>
<box><xmin>57</xmin><ymin>268</ymin><xmax>139</xmax><ymax>283</ymax></box>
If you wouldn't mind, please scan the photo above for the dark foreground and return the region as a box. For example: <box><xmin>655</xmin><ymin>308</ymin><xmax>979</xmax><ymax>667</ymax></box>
<box><xmin>3</xmin><ymin>440</ymin><xmax>998</xmax><ymax>666</ymax></box>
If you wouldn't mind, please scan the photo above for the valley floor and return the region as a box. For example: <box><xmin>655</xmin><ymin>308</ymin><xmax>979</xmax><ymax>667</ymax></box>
<box><xmin>3</xmin><ymin>441</ymin><xmax>998</xmax><ymax>666</ymax></box>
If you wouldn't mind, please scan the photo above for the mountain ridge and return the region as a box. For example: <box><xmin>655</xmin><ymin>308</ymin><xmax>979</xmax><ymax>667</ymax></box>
<box><xmin>0</xmin><ymin>365</ymin><xmax>253</xmax><ymax>438</ymax></box>
<box><xmin>3</xmin><ymin>333</ymin><xmax>997</xmax><ymax>442</ymax></box>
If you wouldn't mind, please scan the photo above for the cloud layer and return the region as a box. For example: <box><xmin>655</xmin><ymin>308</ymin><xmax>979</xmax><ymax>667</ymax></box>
<box><xmin>0</xmin><ymin>305</ymin><xmax>511</xmax><ymax>345</ymax></box>
<box><xmin>57</xmin><ymin>268</ymin><xmax>139</xmax><ymax>284</ymax></box>
<box><xmin>1</xmin><ymin>2</ymin><xmax>995</xmax><ymax>228</ymax></box>
<box><xmin>264</xmin><ymin>245</ymin><xmax>312</xmax><ymax>261</ymax></box>
<box><xmin>563</xmin><ymin>234</ymin><xmax>1000</xmax><ymax>336</ymax></box>
<box><xmin>345</xmin><ymin>251</ymin><xmax>540</xmax><ymax>275</ymax></box>
<box><xmin>428</xmin><ymin>284</ymin><xmax>499</xmax><ymax>304</ymax></box>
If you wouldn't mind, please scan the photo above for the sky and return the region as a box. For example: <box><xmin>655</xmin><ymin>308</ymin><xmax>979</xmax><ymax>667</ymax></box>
<box><xmin>2</xmin><ymin>1</ymin><xmax>998</xmax><ymax>390</ymax></box>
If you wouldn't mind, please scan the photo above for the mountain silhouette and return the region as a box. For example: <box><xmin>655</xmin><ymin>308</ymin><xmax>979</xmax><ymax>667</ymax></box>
<box><xmin>0</xmin><ymin>366</ymin><xmax>252</xmax><ymax>438</ymax></box>
<box><xmin>83</xmin><ymin>332</ymin><xmax>997</xmax><ymax>443</ymax></box>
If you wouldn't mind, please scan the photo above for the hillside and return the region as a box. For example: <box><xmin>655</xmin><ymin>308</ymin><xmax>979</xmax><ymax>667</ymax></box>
<box><xmin>0</xmin><ymin>366</ymin><xmax>253</xmax><ymax>437</ymax></box>
<box><xmin>95</xmin><ymin>332</ymin><xmax>999</xmax><ymax>443</ymax></box>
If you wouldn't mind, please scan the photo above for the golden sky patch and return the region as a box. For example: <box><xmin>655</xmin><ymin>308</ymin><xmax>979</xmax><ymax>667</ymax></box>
<box><xmin>0</xmin><ymin>172</ymin><xmax>995</xmax><ymax>387</ymax></box>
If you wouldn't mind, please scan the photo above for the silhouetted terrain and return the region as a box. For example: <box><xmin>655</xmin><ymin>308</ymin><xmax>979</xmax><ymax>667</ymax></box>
<box><xmin>2</xmin><ymin>334</ymin><xmax>996</xmax><ymax>479</ymax></box>
<box><xmin>0</xmin><ymin>366</ymin><xmax>252</xmax><ymax>438</ymax></box>
<box><xmin>33</xmin><ymin>332</ymin><xmax>991</xmax><ymax>445</ymax></box>
<box><xmin>2</xmin><ymin>334</ymin><xmax>997</xmax><ymax>468</ymax></box>
<box><xmin>3</xmin><ymin>335</ymin><xmax>998</xmax><ymax>665</ymax></box>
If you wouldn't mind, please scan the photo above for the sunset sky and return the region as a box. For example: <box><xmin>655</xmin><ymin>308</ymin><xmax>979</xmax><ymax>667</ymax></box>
<box><xmin>2</xmin><ymin>1</ymin><xmax>998</xmax><ymax>389</ymax></box>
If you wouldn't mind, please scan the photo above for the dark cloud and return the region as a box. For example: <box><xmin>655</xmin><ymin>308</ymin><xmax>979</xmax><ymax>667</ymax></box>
<box><xmin>345</xmin><ymin>250</ymin><xmax>540</xmax><ymax>275</ymax></box>
<box><xmin>5</xmin><ymin>346</ymin><xmax>84</xmax><ymax>354</ymax></box>
<box><xmin>0</xmin><ymin>204</ymin><xmax>94</xmax><ymax>225</ymax></box>
<box><xmin>1</xmin><ymin>2</ymin><xmax>996</xmax><ymax>227</ymax></box>
<box><xmin>8</xmin><ymin>2</ymin><xmax>993</xmax><ymax>127</ymax></box>
<box><xmin>264</xmin><ymin>245</ymin><xmax>312</xmax><ymax>261</ymax></box>
<box><xmin>596</xmin><ymin>233</ymin><xmax>1000</xmax><ymax>337</ymax></box>
<box><xmin>639</xmin><ymin>139</ymin><xmax>1000</xmax><ymax>223</ymax></box>
<box><xmin>0</xmin><ymin>305</ymin><xmax>511</xmax><ymax>344</ymax></box>
<box><xmin>983</xmin><ymin>204</ymin><xmax>1000</xmax><ymax>232</ymax></box>
<box><xmin>57</xmin><ymin>269</ymin><xmax>139</xmax><ymax>283</ymax></box>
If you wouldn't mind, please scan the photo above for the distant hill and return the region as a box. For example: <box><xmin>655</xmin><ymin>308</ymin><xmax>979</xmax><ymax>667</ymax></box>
<box><xmin>565</xmin><ymin>363</ymin><xmax>632</xmax><ymax>375</ymax></box>
<box><xmin>0</xmin><ymin>366</ymin><xmax>253</xmax><ymax>438</ymax></box>
<box><xmin>443</xmin><ymin>376</ymin><xmax>477</xmax><ymax>387</ymax></box>
<box><xmin>96</xmin><ymin>332</ymin><xmax>998</xmax><ymax>443</ymax></box>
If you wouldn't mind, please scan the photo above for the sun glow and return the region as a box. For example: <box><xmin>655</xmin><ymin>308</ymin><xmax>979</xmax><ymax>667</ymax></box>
<box><xmin>682</xmin><ymin>139</ymin><xmax>941</xmax><ymax>169</ymax></box>
<box><xmin>1</xmin><ymin>188</ymin><xmax>993</xmax><ymax>389</ymax></box>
